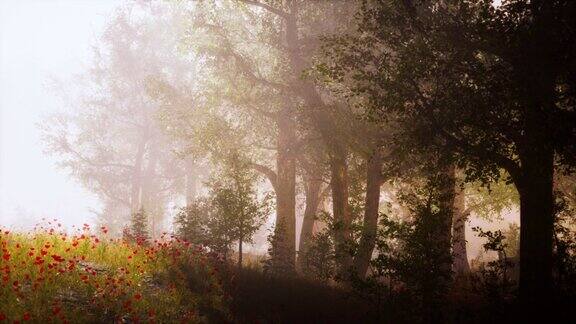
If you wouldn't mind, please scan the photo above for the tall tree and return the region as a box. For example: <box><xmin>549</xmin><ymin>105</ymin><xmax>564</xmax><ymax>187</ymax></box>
<box><xmin>42</xmin><ymin>7</ymin><xmax>186</xmax><ymax>235</ymax></box>
<box><xmin>321</xmin><ymin>0</ymin><xmax>576</xmax><ymax>307</ymax></box>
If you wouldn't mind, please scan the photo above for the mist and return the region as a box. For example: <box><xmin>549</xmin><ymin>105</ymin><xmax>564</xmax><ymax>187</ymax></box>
<box><xmin>0</xmin><ymin>1</ymin><xmax>574</xmax><ymax>323</ymax></box>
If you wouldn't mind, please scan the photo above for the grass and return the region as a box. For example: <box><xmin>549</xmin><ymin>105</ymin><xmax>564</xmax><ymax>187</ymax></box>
<box><xmin>0</xmin><ymin>221</ymin><xmax>227</xmax><ymax>323</ymax></box>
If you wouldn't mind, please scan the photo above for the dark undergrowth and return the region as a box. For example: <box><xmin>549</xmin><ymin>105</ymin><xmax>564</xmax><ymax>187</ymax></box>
<box><xmin>201</xmin><ymin>265</ymin><xmax>575</xmax><ymax>324</ymax></box>
<box><xmin>221</xmin><ymin>267</ymin><xmax>375</xmax><ymax>324</ymax></box>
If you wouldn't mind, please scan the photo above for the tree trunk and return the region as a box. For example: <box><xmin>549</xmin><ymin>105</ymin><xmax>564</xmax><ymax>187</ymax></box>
<box><xmin>517</xmin><ymin>142</ymin><xmax>555</xmax><ymax>310</ymax></box>
<box><xmin>297</xmin><ymin>177</ymin><xmax>323</xmax><ymax>271</ymax></box>
<box><xmin>238</xmin><ymin>237</ymin><xmax>243</xmax><ymax>268</ymax></box>
<box><xmin>130</xmin><ymin>139</ymin><xmax>146</xmax><ymax>214</ymax></box>
<box><xmin>330</xmin><ymin>150</ymin><xmax>352</xmax><ymax>275</ymax></box>
<box><xmin>437</xmin><ymin>164</ymin><xmax>456</xmax><ymax>277</ymax></box>
<box><xmin>353</xmin><ymin>150</ymin><xmax>383</xmax><ymax>278</ymax></box>
<box><xmin>452</xmin><ymin>181</ymin><xmax>470</xmax><ymax>275</ymax></box>
<box><xmin>273</xmin><ymin>109</ymin><xmax>297</xmax><ymax>272</ymax></box>
<box><xmin>185</xmin><ymin>159</ymin><xmax>198</xmax><ymax>207</ymax></box>
<box><xmin>142</xmin><ymin>145</ymin><xmax>159</xmax><ymax>240</ymax></box>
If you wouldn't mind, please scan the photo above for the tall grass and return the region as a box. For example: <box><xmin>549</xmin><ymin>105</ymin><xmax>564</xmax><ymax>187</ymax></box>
<box><xmin>0</xmin><ymin>221</ymin><xmax>226</xmax><ymax>323</ymax></box>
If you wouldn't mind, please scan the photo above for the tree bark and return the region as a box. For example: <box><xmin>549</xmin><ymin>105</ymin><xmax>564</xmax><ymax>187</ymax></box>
<box><xmin>353</xmin><ymin>150</ymin><xmax>383</xmax><ymax>278</ymax></box>
<box><xmin>516</xmin><ymin>139</ymin><xmax>555</xmax><ymax>310</ymax></box>
<box><xmin>238</xmin><ymin>237</ymin><xmax>243</xmax><ymax>268</ymax></box>
<box><xmin>273</xmin><ymin>109</ymin><xmax>297</xmax><ymax>272</ymax></box>
<box><xmin>437</xmin><ymin>164</ymin><xmax>456</xmax><ymax>277</ymax></box>
<box><xmin>330</xmin><ymin>150</ymin><xmax>352</xmax><ymax>275</ymax></box>
<box><xmin>297</xmin><ymin>176</ymin><xmax>323</xmax><ymax>271</ymax></box>
<box><xmin>452</xmin><ymin>181</ymin><xmax>470</xmax><ymax>275</ymax></box>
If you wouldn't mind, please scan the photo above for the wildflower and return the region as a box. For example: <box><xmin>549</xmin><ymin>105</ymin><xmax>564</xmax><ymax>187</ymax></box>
<box><xmin>2</xmin><ymin>253</ymin><xmax>10</xmax><ymax>261</ymax></box>
<box><xmin>22</xmin><ymin>313</ymin><xmax>30</xmax><ymax>321</ymax></box>
<box><xmin>134</xmin><ymin>293</ymin><xmax>142</xmax><ymax>300</ymax></box>
<box><xmin>51</xmin><ymin>255</ymin><xmax>65</xmax><ymax>262</ymax></box>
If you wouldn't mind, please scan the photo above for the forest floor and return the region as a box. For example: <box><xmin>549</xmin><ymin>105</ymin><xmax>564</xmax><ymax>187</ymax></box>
<box><xmin>3</xmin><ymin>225</ymin><xmax>572</xmax><ymax>323</ymax></box>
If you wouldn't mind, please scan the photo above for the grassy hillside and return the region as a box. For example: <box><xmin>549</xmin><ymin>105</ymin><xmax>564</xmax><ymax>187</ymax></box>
<box><xmin>0</xmin><ymin>223</ymin><xmax>227</xmax><ymax>323</ymax></box>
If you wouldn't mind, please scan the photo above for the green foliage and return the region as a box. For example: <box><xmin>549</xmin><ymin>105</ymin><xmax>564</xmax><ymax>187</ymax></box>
<box><xmin>466</xmin><ymin>178</ymin><xmax>519</xmax><ymax>220</ymax></box>
<box><xmin>553</xmin><ymin>193</ymin><xmax>576</xmax><ymax>297</ymax></box>
<box><xmin>471</xmin><ymin>226</ymin><xmax>516</xmax><ymax>315</ymax></box>
<box><xmin>298</xmin><ymin>211</ymin><xmax>337</xmax><ymax>282</ymax></box>
<box><xmin>128</xmin><ymin>207</ymin><xmax>150</xmax><ymax>245</ymax></box>
<box><xmin>263</xmin><ymin>221</ymin><xmax>297</xmax><ymax>276</ymax></box>
<box><xmin>173</xmin><ymin>198</ymin><xmax>211</xmax><ymax>246</ymax></box>
<box><xmin>503</xmin><ymin>223</ymin><xmax>520</xmax><ymax>258</ymax></box>
<box><xmin>353</xmin><ymin>182</ymin><xmax>455</xmax><ymax>322</ymax></box>
<box><xmin>207</xmin><ymin>154</ymin><xmax>271</xmax><ymax>258</ymax></box>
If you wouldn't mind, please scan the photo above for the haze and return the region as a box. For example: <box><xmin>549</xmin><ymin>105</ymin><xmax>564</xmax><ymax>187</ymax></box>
<box><xmin>0</xmin><ymin>0</ymin><xmax>123</xmax><ymax>229</ymax></box>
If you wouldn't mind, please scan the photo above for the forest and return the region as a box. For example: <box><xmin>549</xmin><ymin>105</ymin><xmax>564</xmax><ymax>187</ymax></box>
<box><xmin>1</xmin><ymin>0</ymin><xmax>576</xmax><ymax>323</ymax></box>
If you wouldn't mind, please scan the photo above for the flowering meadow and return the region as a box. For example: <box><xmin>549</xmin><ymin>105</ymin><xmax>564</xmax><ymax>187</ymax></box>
<box><xmin>0</xmin><ymin>220</ymin><xmax>227</xmax><ymax>323</ymax></box>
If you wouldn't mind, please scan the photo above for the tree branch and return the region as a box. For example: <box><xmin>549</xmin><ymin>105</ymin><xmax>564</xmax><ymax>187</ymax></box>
<box><xmin>250</xmin><ymin>162</ymin><xmax>278</xmax><ymax>191</ymax></box>
<box><xmin>237</xmin><ymin>0</ymin><xmax>288</xmax><ymax>18</ymax></box>
<box><xmin>439</xmin><ymin>129</ymin><xmax>523</xmax><ymax>186</ymax></box>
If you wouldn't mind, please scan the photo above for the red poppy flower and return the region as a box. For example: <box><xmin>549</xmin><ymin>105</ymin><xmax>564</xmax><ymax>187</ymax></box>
<box><xmin>51</xmin><ymin>255</ymin><xmax>64</xmax><ymax>262</ymax></box>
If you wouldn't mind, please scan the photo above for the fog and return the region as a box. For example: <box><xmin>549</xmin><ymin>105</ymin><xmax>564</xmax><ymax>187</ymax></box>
<box><xmin>0</xmin><ymin>1</ymin><xmax>574</xmax><ymax>322</ymax></box>
<box><xmin>0</xmin><ymin>0</ymin><xmax>521</xmax><ymax>256</ymax></box>
<box><xmin>0</xmin><ymin>0</ymin><xmax>123</xmax><ymax>229</ymax></box>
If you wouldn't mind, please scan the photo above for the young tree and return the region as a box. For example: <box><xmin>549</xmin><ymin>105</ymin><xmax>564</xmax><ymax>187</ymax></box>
<box><xmin>208</xmin><ymin>154</ymin><xmax>271</xmax><ymax>267</ymax></box>
<box><xmin>173</xmin><ymin>198</ymin><xmax>211</xmax><ymax>246</ymax></box>
<box><xmin>129</xmin><ymin>207</ymin><xmax>150</xmax><ymax>245</ymax></box>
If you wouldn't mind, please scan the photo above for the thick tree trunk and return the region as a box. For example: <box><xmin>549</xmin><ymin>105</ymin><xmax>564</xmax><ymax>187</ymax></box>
<box><xmin>353</xmin><ymin>150</ymin><xmax>383</xmax><ymax>278</ymax></box>
<box><xmin>297</xmin><ymin>177</ymin><xmax>323</xmax><ymax>270</ymax></box>
<box><xmin>330</xmin><ymin>150</ymin><xmax>352</xmax><ymax>275</ymax></box>
<box><xmin>273</xmin><ymin>110</ymin><xmax>297</xmax><ymax>272</ymax></box>
<box><xmin>452</xmin><ymin>181</ymin><xmax>470</xmax><ymax>275</ymax></box>
<box><xmin>517</xmin><ymin>143</ymin><xmax>555</xmax><ymax>310</ymax></box>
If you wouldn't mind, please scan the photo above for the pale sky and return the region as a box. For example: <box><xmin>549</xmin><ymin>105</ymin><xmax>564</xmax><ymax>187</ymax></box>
<box><xmin>0</xmin><ymin>0</ymin><xmax>124</xmax><ymax>229</ymax></box>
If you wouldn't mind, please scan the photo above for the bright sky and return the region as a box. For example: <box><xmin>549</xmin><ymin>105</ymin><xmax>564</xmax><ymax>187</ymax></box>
<box><xmin>0</xmin><ymin>0</ymin><xmax>124</xmax><ymax>229</ymax></box>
